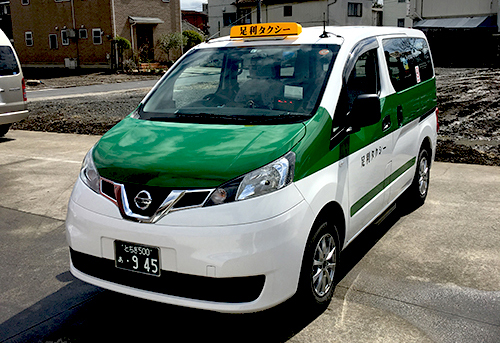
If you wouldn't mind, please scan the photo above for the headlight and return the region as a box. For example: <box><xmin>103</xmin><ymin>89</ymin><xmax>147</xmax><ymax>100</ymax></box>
<box><xmin>80</xmin><ymin>147</ymin><xmax>100</xmax><ymax>193</ymax></box>
<box><xmin>206</xmin><ymin>151</ymin><xmax>295</xmax><ymax>206</ymax></box>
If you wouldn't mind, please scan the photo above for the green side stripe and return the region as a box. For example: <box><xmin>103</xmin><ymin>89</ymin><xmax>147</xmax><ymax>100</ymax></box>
<box><xmin>350</xmin><ymin>157</ymin><xmax>416</xmax><ymax>217</ymax></box>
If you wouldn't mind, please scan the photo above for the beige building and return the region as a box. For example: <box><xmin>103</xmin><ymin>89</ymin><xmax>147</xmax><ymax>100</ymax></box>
<box><xmin>408</xmin><ymin>0</ymin><xmax>499</xmax><ymax>25</ymax></box>
<box><xmin>207</xmin><ymin>0</ymin><xmax>375</xmax><ymax>38</ymax></box>
<box><xmin>406</xmin><ymin>0</ymin><xmax>499</xmax><ymax>66</ymax></box>
<box><xmin>382</xmin><ymin>0</ymin><xmax>411</xmax><ymax>28</ymax></box>
<box><xmin>12</xmin><ymin>0</ymin><xmax>181</xmax><ymax>68</ymax></box>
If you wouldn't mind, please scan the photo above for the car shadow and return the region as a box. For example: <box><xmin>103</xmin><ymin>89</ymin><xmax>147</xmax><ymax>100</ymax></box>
<box><xmin>337</xmin><ymin>204</ymin><xmax>402</xmax><ymax>282</ymax></box>
<box><xmin>0</xmin><ymin>136</ymin><xmax>14</xmax><ymax>144</ymax></box>
<box><xmin>1</xmin><ymin>204</ymin><xmax>413</xmax><ymax>343</ymax></box>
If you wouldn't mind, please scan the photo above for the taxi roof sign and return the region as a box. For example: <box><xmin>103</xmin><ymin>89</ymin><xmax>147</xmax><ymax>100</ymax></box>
<box><xmin>230</xmin><ymin>22</ymin><xmax>303</xmax><ymax>39</ymax></box>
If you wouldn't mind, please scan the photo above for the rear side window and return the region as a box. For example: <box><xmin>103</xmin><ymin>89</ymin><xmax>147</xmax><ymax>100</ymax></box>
<box><xmin>0</xmin><ymin>46</ymin><xmax>20</xmax><ymax>76</ymax></box>
<box><xmin>383</xmin><ymin>38</ymin><xmax>433</xmax><ymax>92</ymax></box>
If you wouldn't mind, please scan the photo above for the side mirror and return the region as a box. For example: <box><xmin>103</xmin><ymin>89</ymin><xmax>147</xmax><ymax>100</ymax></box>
<box><xmin>349</xmin><ymin>94</ymin><xmax>381</xmax><ymax>129</ymax></box>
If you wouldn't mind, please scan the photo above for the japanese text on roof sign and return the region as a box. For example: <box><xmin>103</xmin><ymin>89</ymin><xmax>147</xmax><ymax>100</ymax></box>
<box><xmin>230</xmin><ymin>22</ymin><xmax>302</xmax><ymax>38</ymax></box>
<box><xmin>240</xmin><ymin>24</ymin><xmax>286</xmax><ymax>36</ymax></box>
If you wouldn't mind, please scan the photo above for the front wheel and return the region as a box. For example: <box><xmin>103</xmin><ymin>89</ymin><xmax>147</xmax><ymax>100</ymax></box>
<box><xmin>297</xmin><ymin>220</ymin><xmax>340</xmax><ymax>307</ymax></box>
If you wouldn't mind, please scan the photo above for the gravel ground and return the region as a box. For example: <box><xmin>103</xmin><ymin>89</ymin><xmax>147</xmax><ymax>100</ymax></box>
<box><xmin>13</xmin><ymin>68</ymin><xmax>500</xmax><ymax>166</ymax></box>
<box><xmin>24</xmin><ymin>70</ymin><xmax>161</xmax><ymax>89</ymax></box>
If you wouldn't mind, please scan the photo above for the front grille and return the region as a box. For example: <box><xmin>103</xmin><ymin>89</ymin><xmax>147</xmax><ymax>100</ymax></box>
<box><xmin>99</xmin><ymin>178</ymin><xmax>213</xmax><ymax>223</ymax></box>
<box><xmin>123</xmin><ymin>183</ymin><xmax>172</xmax><ymax>217</ymax></box>
<box><xmin>71</xmin><ymin>249</ymin><xmax>265</xmax><ymax>304</ymax></box>
<box><xmin>172</xmin><ymin>191</ymin><xmax>211</xmax><ymax>210</ymax></box>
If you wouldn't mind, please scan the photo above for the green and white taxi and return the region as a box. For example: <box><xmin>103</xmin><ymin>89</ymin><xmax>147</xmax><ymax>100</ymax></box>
<box><xmin>66</xmin><ymin>23</ymin><xmax>438</xmax><ymax>313</ymax></box>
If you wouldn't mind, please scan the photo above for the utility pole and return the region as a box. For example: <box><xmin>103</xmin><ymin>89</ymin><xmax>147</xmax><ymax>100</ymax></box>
<box><xmin>257</xmin><ymin>0</ymin><xmax>261</xmax><ymax>23</ymax></box>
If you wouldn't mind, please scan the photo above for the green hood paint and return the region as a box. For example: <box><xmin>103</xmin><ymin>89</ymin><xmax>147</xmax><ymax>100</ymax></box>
<box><xmin>93</xmin><ymin>117</ymin><xmax>306</xmax><ymax>188</ymax></box>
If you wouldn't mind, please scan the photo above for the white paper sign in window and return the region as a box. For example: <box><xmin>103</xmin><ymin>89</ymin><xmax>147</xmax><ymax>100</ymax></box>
<box><xmin>284</xmin><ymin>85</ymin><xmax>303</xmax><ymax>100</ymax></box>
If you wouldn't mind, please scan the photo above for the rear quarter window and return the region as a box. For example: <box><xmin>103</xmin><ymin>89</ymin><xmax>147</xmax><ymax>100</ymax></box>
<box><xmin>0</xmin><ymin>46</ymin><xmax>20</xmax><ymax>76</ymax></box>
<box><xmin>382</xmin><ymin>37</ymin><xmax>433</xmax><ymax>92</ymax></box>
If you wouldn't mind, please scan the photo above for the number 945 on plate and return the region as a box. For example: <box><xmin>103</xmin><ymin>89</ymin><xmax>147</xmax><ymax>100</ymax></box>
<box><xmin>114</xmin><ymin>240</ymin><xmax>161</xmax><ymax>277</ymax></box>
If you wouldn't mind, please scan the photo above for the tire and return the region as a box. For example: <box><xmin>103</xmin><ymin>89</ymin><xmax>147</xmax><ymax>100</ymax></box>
<box><xmin>297</xmin><ymin>219</ymin><xmax>340</xmax><ymax>308</ymax></box>
<box><xmin>406</xmin><ymin>147</ymin><xmax>431</xmax><ymax>207</ymax></box>
<box><xmin>0</xmin><ymin>124</ymin><xmax>11</xmax><ymax>137</ymax></box>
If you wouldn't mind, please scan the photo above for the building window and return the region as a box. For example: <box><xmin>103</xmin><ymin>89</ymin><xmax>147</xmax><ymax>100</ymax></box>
<box><xmin>21</xmin><ymin>0</ymin><xmax>29</xmax><ymax>5</ymax></box>
<box><xmin>25</xmin><ymin>31</ymin><xmax>33</xmax><ymax>46</ymax></box>
<box><xmin>79</xmin><ymin>28</ymin><xmax>88</xmax><ymax>39</ymax></box>
<box><xmin>223</xmin><ymin>12</ymin><xmax>236</xmax><ymax>27</ymax></box>
<box><xmin>397</xmin><ymin>18</ymin><xmax>405</xmax><ymax>27</ymax></box>
<box><xmin>49</xmin><ymin>34</ymin><xmax>58</xmax><ymax>49</ymax></box>
<box><xmin>161</xmin><ymin>0</ymin><xmax>169</xmax><ymax>2</ymax></box>
<box><xmin>61</xmin><ymin>30</ymin><xmax>69</xmax><ymax>45</ymax></box>
<box><xmin>284</xmin><ymin>5</ymin><xmax>292</xmax><ymax>17</ymax></box>
<box><xmin>348</xmin><ymin>3</ymin><xmax>362</xmax><ymax>17</ymax></box>
<box><xmin>237</xmin><ymin>8</ymin><xmax>251</xmax><ymax>24</ymax></box>
<box><xmin>92</xmin><ymin>28</ymin><xmax>102</xmax><ymax>45</ymax></box>
<box><xmin>398</xmin><ymin>0</ymin><xmax>406</xmax><ymax>2</ymax></box>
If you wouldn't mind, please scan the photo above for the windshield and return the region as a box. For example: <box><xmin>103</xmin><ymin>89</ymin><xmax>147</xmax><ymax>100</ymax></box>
<box><xmin>140</xmin><ymin>44</ymin><xmax>339</xmax><ymax>125</ymax></box>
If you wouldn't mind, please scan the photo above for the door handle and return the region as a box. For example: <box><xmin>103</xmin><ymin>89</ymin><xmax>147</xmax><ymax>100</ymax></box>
<box><xmin>382</xmin><ymin>115</ymin><xmax>391</xmax><ymax>131</ymax></box>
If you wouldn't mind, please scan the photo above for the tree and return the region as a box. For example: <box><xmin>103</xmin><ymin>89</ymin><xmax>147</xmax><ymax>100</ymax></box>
<box><xmin>182</xmin><ymin>30</ymin><xmax>204</xmax><ymax>51</ymax></box>
<box><xmin>114</xmin><ymin>36</ymin><xmax>131</xmax><ymax>70</ymax></box>
<box><xmin>157</xmin><ymin>32</ymin><xmax>187</xmax><ymax>62</ymax></box>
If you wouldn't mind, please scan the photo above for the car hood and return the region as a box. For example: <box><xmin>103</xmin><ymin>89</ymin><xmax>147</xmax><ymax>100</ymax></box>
<box><xmin>93</xmin><ymin>117</ymin><xmax>306</xmax><ymax>188</ymax></box>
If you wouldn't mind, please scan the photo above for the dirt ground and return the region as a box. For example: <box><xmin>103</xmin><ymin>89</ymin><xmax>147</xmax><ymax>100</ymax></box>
<box><xmin>14</xmin><ymin>68</ymin><xmax>500</xmax><ymax>166</ymax></box>
<box><xmin>434</xmin><ymin>68</ymin><xmax>500</xmax><ymax>166</ymax></box>
<box><xmin>23</xmin><ymin>69</ymin><xmax>161</xmax><ymax>89</ymax></box>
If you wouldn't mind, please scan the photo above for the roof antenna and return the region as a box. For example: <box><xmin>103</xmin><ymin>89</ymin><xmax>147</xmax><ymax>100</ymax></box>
<box><xmin>320</xmin><ymin>13</ymin><xmax>329</xmax><ymax>38</ymax></box>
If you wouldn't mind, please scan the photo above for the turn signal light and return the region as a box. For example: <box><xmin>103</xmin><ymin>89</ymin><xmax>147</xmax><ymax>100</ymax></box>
<box><xmin>22</xmin><ymin>78</ymin><xmax>27</xmax><ymax>102</ymax></box>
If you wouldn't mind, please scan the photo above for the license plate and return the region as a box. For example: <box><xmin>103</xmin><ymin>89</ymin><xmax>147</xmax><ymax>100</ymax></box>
<box><xmin>115</xmin><ymin>240</ymin><xmax>161</xmax><ymax>277</ymax></box>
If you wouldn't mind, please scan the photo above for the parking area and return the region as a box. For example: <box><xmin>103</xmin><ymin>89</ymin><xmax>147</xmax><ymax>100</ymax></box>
<box><xmin>1</xmin><ymin>130</ymin><xmax>499</xmax><ymax>342</ymax></box>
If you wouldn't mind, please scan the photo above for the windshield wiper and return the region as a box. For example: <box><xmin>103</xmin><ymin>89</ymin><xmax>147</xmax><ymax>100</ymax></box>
<box><xmin>175</xmin><ymin>110</ymin><xmax>248</xmax><ymax>121</ymax></box>
<box><xmin>146</xmin><ymin>109</ymin><xmax>310</xmax><ymax>124</ymax></box>
<box><xmin>258</xmin><ymin>112</ymin><xmax>311</xmax><ymax>123</ymax></box>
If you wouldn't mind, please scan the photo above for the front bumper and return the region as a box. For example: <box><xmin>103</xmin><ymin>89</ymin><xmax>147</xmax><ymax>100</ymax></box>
<box><xmin>66</xmin><ymin>178</ymin><xmax>314</xmax><ymax>313</ymax></box>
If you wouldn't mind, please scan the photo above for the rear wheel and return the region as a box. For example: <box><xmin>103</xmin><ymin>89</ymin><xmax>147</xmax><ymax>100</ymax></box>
<box><xmin>0</xmin><ymin>124</ymin><xmax>11</xmax><ymax>137</ymax></box>
<box><xmin>297</xmin><ymin>219</ymin><xmax>340</xmax><ymax>307</ymax></box>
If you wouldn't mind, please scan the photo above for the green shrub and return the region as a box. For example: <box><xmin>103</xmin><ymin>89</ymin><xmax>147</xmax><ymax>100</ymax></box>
<box><xmin>182</xmin><ymin>30</ymin><xmax>204</xmax><ymax>51</ymax></box>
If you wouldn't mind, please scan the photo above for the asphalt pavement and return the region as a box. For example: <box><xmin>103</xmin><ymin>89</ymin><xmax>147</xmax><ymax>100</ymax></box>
<box><xmin>1</xmin><ymin>129</ymin><xmax>500</xmax><ymax>342</ymax></box>
<box><xmin>26</xmin><ymin>80</ymin><xmax>158</xmax><ymax>101</ymax></box>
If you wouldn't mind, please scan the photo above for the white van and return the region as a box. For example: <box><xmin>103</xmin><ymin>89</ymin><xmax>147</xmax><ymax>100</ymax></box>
<box><xmin>66</xmin><ymin>23</ymin><xmax>438</xmax><ymax>313</ymax></box>
<box><xmin>0</xmin><ymin>29</ymin><xmax>28</xmax><ymax>137</ymax></box>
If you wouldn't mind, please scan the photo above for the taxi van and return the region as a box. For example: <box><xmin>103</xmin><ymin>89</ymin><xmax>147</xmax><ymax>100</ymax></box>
<box><xmin>66</xmin><ymin>23</ymin><xmax>438</xmax><ymax>313</ymax></box>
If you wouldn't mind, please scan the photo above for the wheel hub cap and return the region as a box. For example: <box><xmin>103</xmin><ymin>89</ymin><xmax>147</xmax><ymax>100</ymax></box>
<box><xmin>312</xmin><ymin>233</ymin><xmax>336</xmax><ymax>297</ymax></box>
<box><xmin>418</xmin><ymin>156</ymin><xmax>429</xmax><ymax>196</ymax></box>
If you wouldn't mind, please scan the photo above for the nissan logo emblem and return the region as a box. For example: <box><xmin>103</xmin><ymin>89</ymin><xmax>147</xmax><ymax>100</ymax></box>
<box><xmin>134</xmin><ymin>190</ymin><xmax>152</xmax><ymax>210</ymax></box>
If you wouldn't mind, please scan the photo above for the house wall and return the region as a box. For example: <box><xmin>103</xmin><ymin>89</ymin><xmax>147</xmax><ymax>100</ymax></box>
<box><xmin>11</xmin><ymin>0</ymin><xmax>181</xmax><ymax>68</ymax></box>
<box><xmin>207</xmin><ymin>0</ymin><xmax>374</xmax><ymax>38</ymax></box>
<box><xmin>332</xmin><ymin>0</ymin><xmax>373</xmax><ymax>26</ymax></box>
<box><xmin>383</xmin><ymin>0</ymin><xmax>412</xmax><ymax>27</ymax></box>
<box><xmin>255</xmin><ymin>0</ymin><xmax>373</xmax><ymax>27</ymax></box>
<box><xmin>408</xmin><ymin>0</ymin><xmax>498</xmax><ymax>19</ymax></box>
<box><xmin>12</xmin><ymin>0</ymin><xmax>113</xmax><ymax>67</ymax></box>
<box><xmin>207</xmin><ymin>0</ymin><xmax>234</xmax><ymax>37</ymax></box>
<box><xmin>114</xmin><ymin>0</ymin><xmax>182</xmax><ymax>61</ymax></box>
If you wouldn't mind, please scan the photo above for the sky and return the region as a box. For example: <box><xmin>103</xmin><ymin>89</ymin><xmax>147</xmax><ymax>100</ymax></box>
<box><xmin>181</xmin><ymin>0</ymin><xmax>206</xmax><ymax>12</ymax></box>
